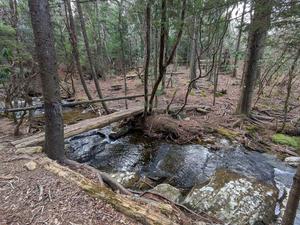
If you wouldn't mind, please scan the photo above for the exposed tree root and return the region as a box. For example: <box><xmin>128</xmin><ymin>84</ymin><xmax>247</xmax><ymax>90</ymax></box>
<box><xmin>143</xmin><ymin>115</ymin><xmax>202</xmax><ymax>144</ymax></box>
<box><xmin>62</xmin><ymin>159</ymin><xmax>131</xmax><ymax>195</ymax></box>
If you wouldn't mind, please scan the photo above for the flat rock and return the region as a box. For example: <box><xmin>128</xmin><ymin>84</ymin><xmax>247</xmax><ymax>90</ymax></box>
<box><xmin>24</xmin><ymin>161</ymin><xmax>37</xmax><ymax>171</ymax></box>
<box><xmin>151</xmin><ymin>183</ymin><xmax>182</xmax><ymax>203</ymax></box>
<box><xmin>144</xmin><ymin>145</ymin><xmax>275</xmax><ymax>189</ymax></box>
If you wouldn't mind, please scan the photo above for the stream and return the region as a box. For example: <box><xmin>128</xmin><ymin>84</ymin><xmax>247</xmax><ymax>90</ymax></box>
<box><xmin>64</xmin><ymin>125</ymin><xmax>299</xmax><ymax>225</ymax></box>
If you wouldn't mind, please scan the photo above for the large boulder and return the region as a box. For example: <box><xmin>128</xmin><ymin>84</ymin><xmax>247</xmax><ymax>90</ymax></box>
<box><xmin>183</xmin><ymin>170</ymin><xmax>278</xmax><ymax>225</ymax></box>
<box><xmin>144</xmin><ymin>144</ymin><xmax>275</xmax><ymax>189</ymax></box>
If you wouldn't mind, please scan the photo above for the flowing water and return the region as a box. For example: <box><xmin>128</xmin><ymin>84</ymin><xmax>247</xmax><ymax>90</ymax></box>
<box><xmin>65</xmin><ymin>126</ymin><xmax>300</xmax><ymax>225</ymax></box>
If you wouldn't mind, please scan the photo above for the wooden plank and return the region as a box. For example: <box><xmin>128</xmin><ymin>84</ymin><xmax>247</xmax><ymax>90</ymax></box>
<box><xmin>12</xmin><ymin>107</ymin><xmax>143</xmax><ymax>148</ymax></box>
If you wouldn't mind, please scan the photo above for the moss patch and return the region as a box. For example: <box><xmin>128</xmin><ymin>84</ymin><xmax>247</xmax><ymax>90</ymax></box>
<box><xmin>272</xmin><ymin>133</ymin><xmax>300</xmax><ymax>149</ymax></box>
<box><xmin>216</xmin><ymin>127</ymin><xmax>239</xmax><ymax>140</ymax></box>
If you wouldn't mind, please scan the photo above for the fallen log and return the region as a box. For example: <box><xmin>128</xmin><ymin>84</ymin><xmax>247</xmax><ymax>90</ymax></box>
<box><xmin>12</xmin><ymin>107</ymin><xmax>143</xmax><ymax>148</ymax></box>
<box><xmin>12</xmin><ymin>105</ymin><xmax>204</xmax><ymax>149</ymax></box>
<box><xmin>0</xmin><ymin>94</ymin><xmax>146</xmax><ymax>113</ymax></box>
<box><xmin>37</xmin><ymin>156</ymin><xmax>194</xmax><ymax>225</ymax></box>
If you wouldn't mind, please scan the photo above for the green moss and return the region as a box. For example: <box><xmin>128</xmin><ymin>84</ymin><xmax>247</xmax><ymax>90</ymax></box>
<box><xmin>216</xmin><ymin>127</ymin><xmax>239</xmax><ymax>140</ymax></box>
<box><xmin>272</xmin><ymin>133</ymin><xmax>300</xmax><ymax>149</ymax></box>
<box><xmin>245</xmin><ymin>124</ymin><xmax>258</xmax><ymax>134</ymax></box>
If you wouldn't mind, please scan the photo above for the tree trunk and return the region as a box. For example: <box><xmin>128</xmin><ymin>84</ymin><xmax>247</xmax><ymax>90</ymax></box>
<box><xmin>117</xmin><ymin>0</ymin><xmax>128</xmax><ymax>109</ymax></box>
<box><xmin>143</xmin><ymin>2</ymin><xmax>151</xmax><ymax>115</ymax></box>
<box><xmin>282</xmin><ymin>164</ymin><xmax>300</xmax><ymax>225</ymax></box>
<box><xmin>232</xmin><ymin>0</ymin><xmax>246</xmax><ymax>78</ymax></box>
<box><xmin>236</xmin><ymin>0</ymin><xmax>272</xmax><ymax>115</ymax></box>
<box><xmin>189</xmin><ymin>16</ymin><xmax>198</xmax><ymax>89</ymax></box>
<box><xmin>75</xmin><ymin>0</ymin><xmax>109</xmax><ymax>114</ymax></box>
<box><xmin>64</xmin><ymin>0</ymin><xmax>93</xmax><ymax>100</ymax></box>
<box><xmin>154</xmin><ymin>27</ymin><xmax>159</xmax><ymax>107</ymax></box>
<box><xmin>280</xmin><ymin>48</ymin><xmax>300</xmax><ymax>131</ymax></box>
<box><xmin>29</xmin><ymin>0</ymin><xmax>65</xmax><ymax>161</ymax></box>
<box><xmin>148</xmin><ymin>0</ymin><xmax>187</xmax><ymax>113</ymax></box>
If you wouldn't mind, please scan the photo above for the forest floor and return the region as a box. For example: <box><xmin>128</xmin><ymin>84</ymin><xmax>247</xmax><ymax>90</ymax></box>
<box><xmin>0</xmin><ymin>118</ymin><xmax>141</xmax><ymax>225</ymax></box>
<box><xmin>0</xmin><ymin>65</ymin><xmax>299</xmax><ymax>224</ymax></box>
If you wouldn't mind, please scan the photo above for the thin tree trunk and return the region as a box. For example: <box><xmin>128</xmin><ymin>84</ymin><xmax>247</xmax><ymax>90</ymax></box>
<box><xmin>280</xmin><ymin>48</ymin><xmax>300</xmax><ymax>131</ymax></box>
<box><xmin>149</xmin><ymin>0</ymin><xmax>187</xmax><ymax>113</ymax></box>
<box><xmin>236</xmin><ymin>0</ymin><xmax>272</xmax><ymax>115</ymax></box>
<box><xmin>75</xmin><ymin>0</ymin><xmax>109</xmax><ymax>114</ymax></box>
<box><xmin>154</xmin><ymin>27</ymin><xmax>159</xmax><ymax>107</ymax></box>
<box><xmin>282</xmin><ymin>164</ymin><xmax>300</xmax><ymax>225</ymax></box>
<box><xmin>144</xmin><ymin>2</ymin><xmax>151</xmax><ymax>115</ymax></box>
<box><xmin>29</xmin><ymin>0</ymin><xmax>65</xmax><ymax>161</ymax></box>
<box><xmin>117</xmin><ymin>0</ymin><xmax>128</xmax><ymax>109</ymax></box>
<box><xmin>232</xmin><ymin>0</ymin><xmax>246</xmax><ymax>78</ymax></box>
<box><xmin>64</xmin><ymin>0</ymin><xmax>93</xmax><ymax>100</ymax></box>
<box><xmin>189</xmin><ymin>16</ymin><xmax>198</xmax><ymax>89</ymax></box>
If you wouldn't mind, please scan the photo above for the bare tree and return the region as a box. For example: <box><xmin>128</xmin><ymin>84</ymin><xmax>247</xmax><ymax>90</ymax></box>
<box><xmin>232</xmin><ymin>0</ymin><xmax>246</xmax><ymax>78</ymax></box>
<box><xmin>64</xmin><ymin>0</ymin><xmax>93</xmax><ymax>100</ymax></box>
<box><xmin>29</xmin><ymin>0</ymin><xmax>65</xmax><ymax>161</ymax></box>
<box><xmin>237</xmin><ymin>0</ymin><xmax>272</xmax><ymax>115</ymax></box>
<box><xmin>148</xmin><ymin>0</ymin><xmax>187</xmax><ymax>113</ymax></box>
<box><xmin>75</xmin><ymin>0</ymin><xmax>109</xmax><ymax>114</ymax></box>
<box><xmin>143</xmin><ymin>1</ymin><xmax>151</xmax><ymax>115</ymax></box>
<box><xmin>189</xmin><ymin>15</ymin><xmax>198</xmax><ymax>89</ymax></box>
<box><xmin>280</xmin><ymin>48</ymin><xmax>300</xmax><ymax>131</ymax></box>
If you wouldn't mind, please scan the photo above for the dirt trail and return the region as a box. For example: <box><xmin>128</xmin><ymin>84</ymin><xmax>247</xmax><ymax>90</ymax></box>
<box><xmin>0</xmin><ymin>118</ymin><xmax>139</xmax><ymax>225</ymax></box>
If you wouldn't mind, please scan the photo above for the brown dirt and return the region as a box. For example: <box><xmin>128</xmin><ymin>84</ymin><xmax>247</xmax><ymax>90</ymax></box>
<box><xmin>0</xmin><ymin>119</ymin><xmax>140</xmax><ymax>225</ymax></box>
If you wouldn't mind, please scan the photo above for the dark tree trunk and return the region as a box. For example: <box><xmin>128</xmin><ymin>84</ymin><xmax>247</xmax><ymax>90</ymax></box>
<box><xmin>75</xmin><ymin>0</ymin><xmax>109</xmax><ymax>114</ymax></box>
<box><xmin>117</xmin><ymin>0</ymin><xmax>128</xmax><ymax>109</ymax></box>
<box><xmin>148</xmin><ymin>0</ymin><xmax>186</xmax><ymax>113</ymax></box>
<box><xmin>143</xmin><ymin>2</ymin><xmax>151</xmax><ymax>115</ymax></box>
<box><xmin>29</xmin><ymin>0</ymin><xmax>65</xmax><ymax>161</ymax></box>
<box><xmin>64</xmin><ymin>0</ymin><xmax>93</xmax><ymax>100</ymax></box>
<box><xmin>232</xmin><ymin>0</ymin><xmax>246</xmax><ymax>78</ymax></box>
<box><xmin>237</xmin><ymin>0</ymin><xmax>272</xmax><ymax>115</ymax></box>
<box><xmin>189</xmin><ymin>16</ymin><xmax>198</xmax><ymax>88</ymax></box>
<box><xmin>282</xmin><ymin>165</ymin><xmax>300</xmax><ymax>225</ymax></box>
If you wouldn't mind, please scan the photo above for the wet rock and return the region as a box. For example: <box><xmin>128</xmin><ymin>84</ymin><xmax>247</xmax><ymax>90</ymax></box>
<box><xmin>90</xmin><ymin>140</ymin><xmax>143</xmax><ymax>172</ymax></box>
<box><xmin>183</xmin><ymin>170</ymin><xmax>278</xmax><ymax>225</ymax></box>
<box><xmin>151</xmin><ymin>183</ymin><xmax>182</xmax><ymax>203</ymax></box>
<box><xmin>109</xmin><ymin>125</ymin><xmax>131</xmax><ymax>140</ymax></box>
<box><xmin>144</xmin><ymin>145</ymin><xmax>275</xmax><ymax>189</ymax></box>
<box><xmin>284</xmin><ymin>156</ymin><xmax>300</xmax><ymax>167</ymax></box>
<box><xmin>65</xmin><ymin>129</ymin><xmax>107</xmax><ymax>163</ymax></box>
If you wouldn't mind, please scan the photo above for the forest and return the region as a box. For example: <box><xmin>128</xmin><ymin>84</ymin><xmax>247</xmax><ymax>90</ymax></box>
<box><xmin>0</xmin><ymin>0</ymin><xmax>300</xmax><ymax>224</ymax></box>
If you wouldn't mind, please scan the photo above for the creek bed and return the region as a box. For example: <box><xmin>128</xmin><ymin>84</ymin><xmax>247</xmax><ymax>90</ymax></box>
<box><xmin>65</xmin><ymin>125</ymin><xmax>300</xmax><ymax>225</ymax></box>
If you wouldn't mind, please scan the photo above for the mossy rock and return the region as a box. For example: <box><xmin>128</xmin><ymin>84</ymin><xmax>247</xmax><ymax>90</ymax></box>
<box><xmin>272</xmin><ymin>133</ymin><xmax>300</xmax><ymax>149</ymax></box>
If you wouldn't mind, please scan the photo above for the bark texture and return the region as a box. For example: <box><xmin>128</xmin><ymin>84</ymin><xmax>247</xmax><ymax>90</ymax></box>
<box><xmin>75</xmin><ymin>0</ymin><xmax>109</xmax><ymax>113</ymax></box>
<box><xmin>282</xmin><ymin>165</ymin><xmax>300</xmax><ymax>225</ymax></box>
<box><xmin>29</xmin><ymin>0</ymin><xmax>64</xmax><ymax>161</ymax></box>
<box><xmin>237</xmin><ymin>0</ymin><xmax>272</xmax><ymax>115</ymax></box>
<box><xmin>64</xmin><ymin>0</ymin><xmax>93</xmax><ymax>100</ymax></box>
<box><xmin>143</xmin><ymin>2</ymin><xmax>151</xmax><ymax>115</ymax></box>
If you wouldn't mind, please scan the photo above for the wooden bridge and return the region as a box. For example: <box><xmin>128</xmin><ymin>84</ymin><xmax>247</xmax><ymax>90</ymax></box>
<box><xmin>12</xmin><ymin>107</ymin><xmax>143</xmax><ymax>149</ymax></box>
